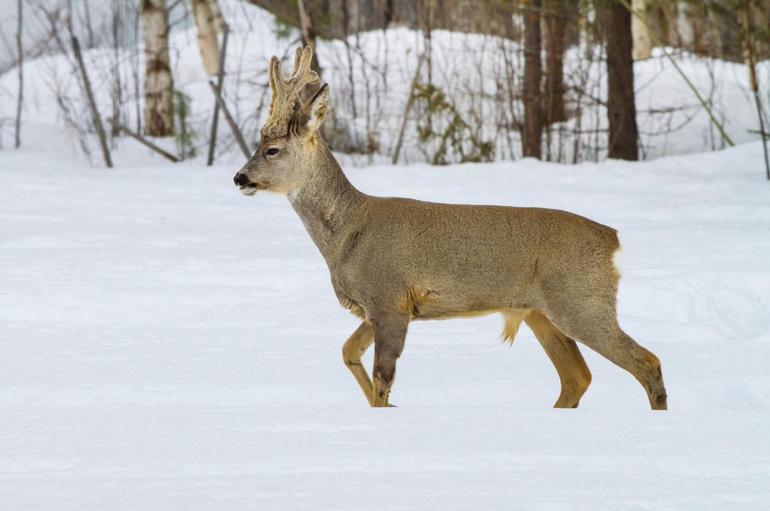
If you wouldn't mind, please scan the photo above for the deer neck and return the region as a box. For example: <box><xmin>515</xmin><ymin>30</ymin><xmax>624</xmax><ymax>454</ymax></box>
<box><xmin>288</xmin><ymin>144</ymin><xmax>366</xmax><ymax>262</ymax></box>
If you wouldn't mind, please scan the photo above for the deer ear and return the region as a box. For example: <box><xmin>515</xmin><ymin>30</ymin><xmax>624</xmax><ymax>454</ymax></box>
<box><xmin>304</xmin><ymin>83</ymin><xmax>329</xmax><ymax>132</ymax></box>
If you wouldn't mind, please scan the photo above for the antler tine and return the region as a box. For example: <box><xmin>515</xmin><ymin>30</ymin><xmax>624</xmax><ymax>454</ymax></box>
<box><xmin>261</xmin><ymin>46</ymin><xmax>320</xmax><ymax>137</ymax></box>
<box><xmin>266</xmin><ymin>56</ymin><xmax>283</xmax><ymax>118</ymax></box>
<box><xmin>289</xmin><ymin>46</ymin><xmax>319</xmax><ymax>89</ymax></box>
<box><xmin>267</xmin><ymin>57</ymin><xmax>280</xmax><ymax>94</ymax></box>
<box><xmin>291</xmin><ymin>47</ymin><xmax>303</xmax><ymax>78</ymax></box>
<box><xmin>268</xmin><ymin>47</ymin><xmax>317</xmax><ymax>96</ymax></box>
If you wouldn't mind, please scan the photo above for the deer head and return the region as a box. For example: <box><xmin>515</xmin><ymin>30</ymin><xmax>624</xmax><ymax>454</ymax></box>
<box><xmin>233</xmin><ymin>46</ymin><xmax>329</xmax><ymax>196</ymax></box>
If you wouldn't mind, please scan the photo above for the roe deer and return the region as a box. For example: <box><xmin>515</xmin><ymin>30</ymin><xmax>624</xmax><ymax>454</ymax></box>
<box><xmin>233</xmin><ymin>47</ymin><xmax>668</xmax><ymax>409</ymax></box>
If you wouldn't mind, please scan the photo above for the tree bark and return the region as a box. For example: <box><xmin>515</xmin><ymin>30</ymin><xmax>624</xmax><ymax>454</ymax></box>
<box><xmin>544</xmin><ymin>0</ymin><xmax>567</xmax><ymax>124</ymax></box>
<box><xmin>298</xmin><ymin>0</ymin><xmax>353</xmax><ymax>150</ymax></box>
<box><xmin>605</xmin><ymin>0</ymin><xmax>639</xmax><ymax>160</ymax></box>
<box><xmin>522</xmin><ymin>0</ymin><xmax>543</xmax><ymax>159</ymax></box>
<box><xmin>244</xmin><ymin>0</ymin><xmax>770</xmax><ymax>60</ymax></box>
<box><xmin>631</xmin><ymin>0</ymin><xmax>652</xmax><ymax>60</ymax></box>
<box><xmin>141</xmin><ymin>0</ymin><xmax>174</xmax><ymax>137</ymax></box>
<box><xmin>192</xmin><ymin>0</ymin><xmax>220</xmax><ymax>75</ymax></box>
<box><xmin>110</xmin><ymin>1</ymin><xmax>123</xmax><ymax>139</ymax></box>
<box><xmin>714</xmin><ymin>0</ymin><xmax>744</xmax><ymax>61</ymax></box>
<box><xmin>14</xmin><ymin>0</ymin><xmax>23</xmax><ymax>149</ymax></box>
<box><xmin>83</xmin><ymin>0</ymin><xmax>95</xmax><ymax>48</ymax></box>
<box><xmin>738</xmin><ymin>0</ymin><xmax>770</xmax><ymax>179</ymax></box>
<box><xmin>206</xmin><ymin>0</ymin><xmax>226</xmax><ymax>32</ymax></box>
<box><xmin>341</xmin><ymin>0</ymin><xmax>357</xmax><ymax>118</ymax></box>
<box><xmin>297</xmin><ymin>0</ymin><xmax>321</xmax><ymax>74</ymax></box>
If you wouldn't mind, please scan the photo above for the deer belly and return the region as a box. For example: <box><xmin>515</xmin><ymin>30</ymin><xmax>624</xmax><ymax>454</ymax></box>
<box><xmin>400</xmin><ymin>282</ymin><xmax>528</xmax><ymax>320</ymax></box>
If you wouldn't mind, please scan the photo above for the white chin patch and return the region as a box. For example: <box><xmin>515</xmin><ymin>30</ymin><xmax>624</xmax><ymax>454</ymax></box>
<box><xmin>239</xmin><ymin>186</ymin><xmax>258</xmax><ymax>196</ymax></box>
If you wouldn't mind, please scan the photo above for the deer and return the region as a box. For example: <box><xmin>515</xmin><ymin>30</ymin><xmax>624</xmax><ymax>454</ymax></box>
<box><xmin>233</xmin><ymin>47</ymin><xmax>668</xmax><ymax>410</ymax></box>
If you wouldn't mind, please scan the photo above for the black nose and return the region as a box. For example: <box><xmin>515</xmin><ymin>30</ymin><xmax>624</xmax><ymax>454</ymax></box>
<box><xmin>234</xmin><ymin>173</ymin><xmax>251</xmax><ymax>187</ymax></box>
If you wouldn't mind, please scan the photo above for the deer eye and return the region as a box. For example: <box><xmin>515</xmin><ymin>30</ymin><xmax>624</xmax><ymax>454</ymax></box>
<box><xmin>265</xmin><ymin>147</ymin><xmax>280</xmax><ymax>156</ymax></box>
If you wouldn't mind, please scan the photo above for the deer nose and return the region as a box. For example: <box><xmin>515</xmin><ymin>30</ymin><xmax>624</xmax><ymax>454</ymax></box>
<box><xmin>234</xmin><ymin>173</ymin><xmax>251</xmax><ymax>187</ymax></box>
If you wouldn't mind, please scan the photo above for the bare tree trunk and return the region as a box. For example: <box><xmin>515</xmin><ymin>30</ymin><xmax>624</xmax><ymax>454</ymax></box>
<box><xmin>192</xmin><ymin>0</ymin><xmax>220</xmax><ymax>75</ymax></box>
<box><xmin>131</xmin><ymin>6</ymin><xmax>143</xmax><ymax>134</ymax></box>
<box><xmin>341</xmin><ymin>0</ymin><xmax>358</xmax><ymax>118</ymax></box>
<box><xmin>661</xmin><ymin>1</ymin><xmax>681</xmax><ymax>49</ymax></box>
<box><xmin>619</xmin><ymin>0</ymin><xmax>734</xmax><ymax>147</ymax></box>
<box><xmin>739</xmin><ymin>0</ymin><xmax>770</xmax><ymax>179</ymax></box>
<box><xmin>632</xmin><ymin>0</ymin><xmax>652</xmax><ymax>60</ymax></box>
<box><xmin>83</xmin><ymin>0</ymin><xmax>95</xmax><ymax>48</ymax></box>
<box><xmin>141</xmin><ymin>0</ymin><xmax>174</xmax><ymax>137</ymax></box>
<box><xmin>14</xmin><ymin>0</ymin><xmax>23</xmax><ymax>149</ymax></box>
<box><xmin>111</xmin><ymin>1</ymin><xmax>123</xmax><ymax>140</ymax></box>
<box><xmin>605</xmin><ymin>0</ymin><xmax>639</xmax><ymax>160</ymax></box>
<box><xmin>564</xmin><ymin>0</ymin><xmax>581</xmax><ymax>47</ymax></box>
<box><xmin>522</xmin><ymin>0</ymin><xmax>543</xmax><ymax>159</ymax></box>
<box><xmin>297</xmin><ymin>0</ymin><xmax>321</xmax><ymax>74</ymax></box>
<box><xmin>544</xmin><ymin>0</ymin><xmax>567</xmax><ymax>124</ymax></box>
<box><xmin>298</xmin><ymin>0</ymin><xmax>355</xmax><ymax>151</ymax></box>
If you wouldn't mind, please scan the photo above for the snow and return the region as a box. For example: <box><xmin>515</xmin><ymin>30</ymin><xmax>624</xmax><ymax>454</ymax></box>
<box><xmin>2</xmin><ymin>128</ymin><xmax>770</xmax><ymax>508</ymax></box>
<box><xmin>1</xmin><ymin>1</ymin><xmax>770</xmax><ymax>507</ymax></box>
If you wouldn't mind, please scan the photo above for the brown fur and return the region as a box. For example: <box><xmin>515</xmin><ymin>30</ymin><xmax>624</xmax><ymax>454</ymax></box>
<box><xmin>233</xmin><ymin>47</ymin><xmax>668</xmax><ymax>410</ymax></box>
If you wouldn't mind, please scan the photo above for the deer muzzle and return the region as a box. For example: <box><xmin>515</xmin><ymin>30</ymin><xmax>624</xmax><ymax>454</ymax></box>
<box><xmin>233</xmin><ymin>171</ymin><xmax>258</xmax><ymax>195</ymax></box>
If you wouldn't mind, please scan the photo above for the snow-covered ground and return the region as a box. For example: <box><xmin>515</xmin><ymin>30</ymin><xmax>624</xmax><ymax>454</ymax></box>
<box><xmin>2</xmin><ymin>130</ymin><xmax>770</xmax><ymax>509</ymax></box>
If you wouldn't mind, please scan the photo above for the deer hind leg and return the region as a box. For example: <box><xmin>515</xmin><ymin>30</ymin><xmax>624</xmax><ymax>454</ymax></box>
<box><xmin>342</xmin><ymin>322</ymin><xmax>375</xmax><ymax>406</ymax></box>
<box><xmin>370</xmin><ymin>314</ymin><xmax>409</xmax><ymax>408</ymax></box>
<box><xmin>549</xmin><ymin>304</ymin><xmax>668</xmax><ymax>410</ymax></box>
<box><xmin>525</xmin><ymin>311</ymin><xmax>592</xmax><ymax>408</ymax></box>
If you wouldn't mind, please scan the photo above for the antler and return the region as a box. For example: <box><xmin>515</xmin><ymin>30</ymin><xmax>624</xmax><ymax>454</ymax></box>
<box><xmin>262</xmin><ymin>46</ymin><xmax>320</xmax><ymax>138</ymax></box>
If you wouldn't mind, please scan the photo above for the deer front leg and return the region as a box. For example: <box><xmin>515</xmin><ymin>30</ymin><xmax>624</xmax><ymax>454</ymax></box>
<box><xmin>342</xmin><ymin>322</ymin><xmax>375</xmax><ymax>405</ymax></box>
<box><xmin>371</xmin><ymin>315</ymin><xmax>409</xmax><ymax>407</ymax></box>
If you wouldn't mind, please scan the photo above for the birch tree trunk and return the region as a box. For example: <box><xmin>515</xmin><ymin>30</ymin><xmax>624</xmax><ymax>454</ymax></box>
<box><xmin>141</xmin><ymin>0</ymin><xmax>174</xmax><ymax>137</ymax></box>
<box><xmin>632</xmin><ymin>0</ymin><xmax>652</xmax><ymax>60</ymax></box>
<box><xmin>192</xmin><ymin>0</ymin><xmax>220</xmax><ymax>75</ymax></box>
<box><xmin>207</xmin><ymin>0</ymin><xmax>226</xmax><ymax>32</ymax></box>
<box><xmin>522</xmin><ymin>0</ymin><xmax>543</xmax><ymax>159</ymax></box>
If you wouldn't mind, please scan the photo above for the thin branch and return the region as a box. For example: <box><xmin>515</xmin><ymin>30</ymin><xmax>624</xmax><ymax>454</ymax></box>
<box><xmin>71</xmin><ymin>35</ymin><xmax>113</xmax><ymax>168</ymax></box>
<box><xmin>14</xmin><ymin>0</ymin><xmax>23</xmax><ymax>148</ymax></box>
<box><xmin>207</xmin><ymin>80</ymin><xmax>250</xmax><ymax>159</ymax></box>
<box><xmin>108</xmin><ymin>118</ymin><xmax>181</xmax><ymax>162</ymax></box>
<box><xmin>392</xmin><ymin>51</ymin><xmax>426</xmax><ymax>164</ymax></box>
<box><xmin>207</xmin><ymin>24</ymin><xmax>230</xmax><ymax>166</ymax></box>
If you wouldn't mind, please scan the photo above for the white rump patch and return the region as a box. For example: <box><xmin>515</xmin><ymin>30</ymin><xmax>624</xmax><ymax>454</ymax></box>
<box><xmin>612</xmin><ymin>232</ymin><xmax>624</xmax><ymax>277</ymax></box>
